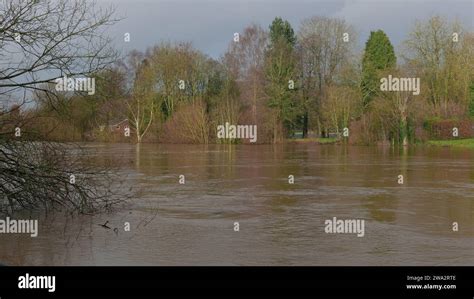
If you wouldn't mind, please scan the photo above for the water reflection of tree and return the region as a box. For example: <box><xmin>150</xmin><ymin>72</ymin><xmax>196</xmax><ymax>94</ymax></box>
<box><xmin>364</xmin><ymin>194</ymin><xmax>397</xmax><ymax>223</ymax></box>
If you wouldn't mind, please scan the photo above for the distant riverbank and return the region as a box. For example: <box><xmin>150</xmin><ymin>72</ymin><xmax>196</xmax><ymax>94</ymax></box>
<box><xmin>286</xmin><ymin>137</ymin><xmax>338</xmax><ymax>144</ymax></box>
<box><xmin>427</xmin><ymin>138</ymin><xmax>474</xmax><ymax>149</ymax></box>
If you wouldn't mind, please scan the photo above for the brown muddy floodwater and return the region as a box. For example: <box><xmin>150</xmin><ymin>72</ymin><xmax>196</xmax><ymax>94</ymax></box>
<box><xmin>1</xmin><ymin>143</ymin><xmax>473</xmax><ymax>265</ymax></box>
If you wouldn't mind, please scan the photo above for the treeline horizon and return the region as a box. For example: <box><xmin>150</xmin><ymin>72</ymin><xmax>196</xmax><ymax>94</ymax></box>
<box><xmin>12</xmin><ymin>14</ymin><xmax>474</xmax><ymax>145</ymax></box>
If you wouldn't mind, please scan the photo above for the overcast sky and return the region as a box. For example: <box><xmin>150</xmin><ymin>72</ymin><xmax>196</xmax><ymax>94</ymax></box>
<box><xmin>90</xmin><ymin>0</ymin><xmax>473</xmax><ymax>58</ymax></box>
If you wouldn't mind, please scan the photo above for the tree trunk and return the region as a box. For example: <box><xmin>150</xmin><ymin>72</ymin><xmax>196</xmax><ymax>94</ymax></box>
<box><xmin>401</xmin><ymin>114</ymin><xmax>408</xmax><ymax>147</ymax></box>
<box><xmin>302</xmin><ymin>111</ymin><xmax>308</xmax><ymax>138</ymax></box>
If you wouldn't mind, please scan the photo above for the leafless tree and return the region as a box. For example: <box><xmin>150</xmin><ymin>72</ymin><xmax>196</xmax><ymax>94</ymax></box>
<box><xmin>297</xmin><ymin>16</ymin><xmax>356</xmax><ymax>136</ymax></box>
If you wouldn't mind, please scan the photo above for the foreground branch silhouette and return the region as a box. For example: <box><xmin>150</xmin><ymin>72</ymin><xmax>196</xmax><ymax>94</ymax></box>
<box><xmin>0</xmin><ymin>0</ymin><xmax>123</xmax><ymax>215</ymax></box>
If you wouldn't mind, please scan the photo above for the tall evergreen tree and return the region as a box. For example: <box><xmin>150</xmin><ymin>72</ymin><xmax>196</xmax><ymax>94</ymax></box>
<box><xmin>269</xmin><ymin>17</ymin><xmax>297</xmax><ymax>47</ymax></box>
<box><xmin>265</xmin><ymin>17</ymin><xmax>298</xmax><ymax>142</ymax></box>
<box><xmin>361</xmin><ymin>30</ymin><xmax>396</xmax><ymax>109</ymax></box>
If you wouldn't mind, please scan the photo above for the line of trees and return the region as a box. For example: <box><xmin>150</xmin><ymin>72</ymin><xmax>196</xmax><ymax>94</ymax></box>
<box><xmin>16</xmin><ymin>15</ymin><xmax>474</xmax><ymax>145</ymax></box>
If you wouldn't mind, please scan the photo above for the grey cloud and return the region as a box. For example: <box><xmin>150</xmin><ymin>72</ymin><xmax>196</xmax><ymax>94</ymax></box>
<box><xmin>99</xmin><ymin>0</ymin><xmax>473</xmax><ymax>58</ymax></box>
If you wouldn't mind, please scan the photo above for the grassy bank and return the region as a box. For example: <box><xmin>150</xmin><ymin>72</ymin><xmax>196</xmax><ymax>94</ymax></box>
<box><xmin>427</xmin><ymin>138</ymin><xmax>474</xmax><ymax>148</ymax></box>
<box><xmin>287</xmin><ymin>137</ymin><xmax>338</xmax><ymax>144</ymax></box>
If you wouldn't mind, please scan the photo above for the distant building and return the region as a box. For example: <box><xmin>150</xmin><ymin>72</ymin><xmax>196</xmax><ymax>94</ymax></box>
<box><xmin>108</xmin><ymin>119</ymin><xmax>129</xmax><ymax>133</ymax></box>
<box><xmin>97</xmin><ymin>118</ymin><xmax>130</xmax><ymax>141</ymax></box>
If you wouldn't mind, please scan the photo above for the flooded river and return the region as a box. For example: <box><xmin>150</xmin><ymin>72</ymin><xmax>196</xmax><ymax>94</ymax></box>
<box><xmin>1</xmin><ymin>143</ymin><xmax>473</xmax><ymax>265</ymax></box>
